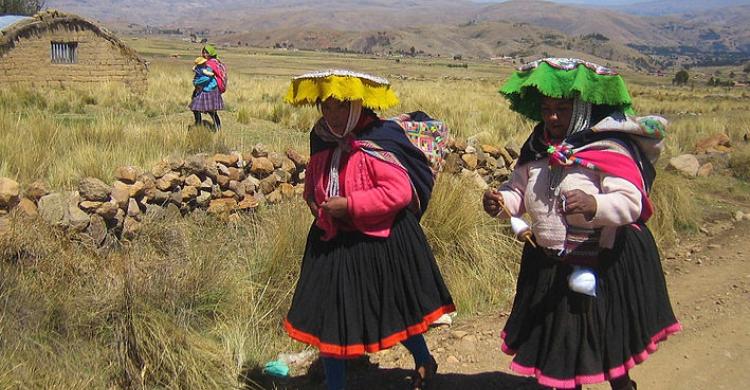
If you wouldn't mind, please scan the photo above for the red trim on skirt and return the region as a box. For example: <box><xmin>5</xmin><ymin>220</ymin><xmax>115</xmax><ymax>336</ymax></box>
<box><xmin>284</xmin><ymin>304</ymin><xmax>456</xmax><ymax>358</ymax></box>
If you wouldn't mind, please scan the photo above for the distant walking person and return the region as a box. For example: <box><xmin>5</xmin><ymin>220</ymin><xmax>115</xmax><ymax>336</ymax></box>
<box><xmin>189</xmin><ymin>44</ymin><xmax>226</xmax><ymax>130</ymax></box>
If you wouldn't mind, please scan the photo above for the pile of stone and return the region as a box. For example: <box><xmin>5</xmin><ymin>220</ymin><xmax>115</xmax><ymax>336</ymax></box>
<box><xmin>0</xmin><ymin>140</ymin><xmax>517</xmax><ymax>243</ymax></box>
<box><xmin>668</xmin><ymin>133</ymin><xmax>733</xmax><ymax>178</ymax></box>
<box><xmin>442</xmin><ymin>137</ymin><xmax>518</xmax><ymax>190</ymax></box>
<box><xmin>0</xmin><ymin>144</ymin><xmax>308</xmax><ymax>244</ymax></box>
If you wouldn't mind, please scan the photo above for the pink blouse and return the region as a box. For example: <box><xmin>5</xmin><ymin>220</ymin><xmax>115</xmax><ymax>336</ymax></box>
<box><xmin>499</xmin><ymin>158</ymin><xmax>643</xmax><ymax>250</ymax></box>
<box><xmin>304</xmin><ymin>144</ymin><xmax>414</xmax><ymax>241</ymax></box>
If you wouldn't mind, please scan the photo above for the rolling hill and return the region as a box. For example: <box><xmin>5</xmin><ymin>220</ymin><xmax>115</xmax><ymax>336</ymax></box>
<box><xmin>45</xmin><ymin>0</ymin><xmax>750</xmax><ymax>69</ymax></box>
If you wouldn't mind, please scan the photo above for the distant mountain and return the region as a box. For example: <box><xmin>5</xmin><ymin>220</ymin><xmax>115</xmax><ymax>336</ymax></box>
<box><xmin>615</xmin><ymin>0</ymin><xmax>750</xmax><ymax>16</ymax></box>
<box><xmin>45</xmin><ymin>0</ymin><xmax>750</xmax><ymax>69</ymax></box>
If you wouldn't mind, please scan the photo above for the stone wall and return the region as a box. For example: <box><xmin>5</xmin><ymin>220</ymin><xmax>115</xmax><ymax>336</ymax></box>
<box><xmin>0</xmin><ymin>25</ymin><xmax>147</xmax><ymax>91</ymax></box>
<box><xmin>0</xmin><ymin>140</ymin><xmax>517</xmax><ymax>245</ymax></box>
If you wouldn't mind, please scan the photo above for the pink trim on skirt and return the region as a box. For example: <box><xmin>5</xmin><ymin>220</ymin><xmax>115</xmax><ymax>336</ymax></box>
<box><xmin>500</xmin><ymin>322</ymin><xmax>682</xmax><ymax>389</ymax></box>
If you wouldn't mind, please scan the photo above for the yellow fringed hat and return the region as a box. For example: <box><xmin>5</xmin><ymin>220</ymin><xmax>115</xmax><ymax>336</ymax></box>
<box><xmin>284</xmin><ymin>69</ymin><xmax>399</xmax><ymax>111</ymax></box>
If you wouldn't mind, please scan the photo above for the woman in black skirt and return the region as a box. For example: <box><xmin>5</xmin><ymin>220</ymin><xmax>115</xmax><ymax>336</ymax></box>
<box><xmin>283</xmin><ymin>70</ymin><xmax>455</xmax><ymax>390</ymax></box>
<box><xmin>483</xmin><ymin>58</ymin><xmax>681</xmax><ymax>390</ymax></box>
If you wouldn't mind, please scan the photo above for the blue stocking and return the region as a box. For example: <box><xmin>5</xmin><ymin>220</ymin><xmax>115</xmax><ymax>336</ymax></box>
<box><xmin>322</xmin><ymin>357</ymin><xmax>346</xmax><ymax>390</ymax></box>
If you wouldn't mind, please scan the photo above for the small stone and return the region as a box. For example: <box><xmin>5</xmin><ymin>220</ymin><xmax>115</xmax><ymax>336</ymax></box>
<box><xmin>667</xmin><ymin>154</ymin><xmax>700</xmax><ymax>177</ymax></box>
<box><xmin>68</xmin><ymin>204</ymin><xmax>90</xmax><ymax>232</ymax></box>
<box><xmin>127</xmin><ymin>198</ymin><xmax>142</xmax><ymax>218</ymax></box>
<box><xmin>164</xmin><ymin>155</ymin><xmax>183</xmax><ymax>170</ymax></box>
<box><xmin>151</xmin><ymin>160</ymin><xmax>171</xmax><ymax>178</ymax></box>
<box><xmin>115</xmin><ymin>166</ymin><xmax>141</xmax><ymax>184</ymax></box>
<box><xmin>213</xmin><ymin>153</ymin><xmax>239</xmax><ymax>167</ymax></box>
<box><xmin>279</xmin><ymin>183</ymin><xmax>295</xmax><ymax>199</ymax></box>
<box><xmin>250</xmin><ymin>157</ymin><xmax>275</xmax><ymax>177</ymax></box>
<box><xmin>216</xmin><ymin>163</ymin><xmax>230</xmax><ymax>176</ymax></box>
<box><xmin>196</xmin><ymin>191</ymin><xmax>212</xmax><ymax>206</ymax></box>
<box><xmin>461</xmin><ymin>154</ymin><xmax>478</xmax><ymax>170</ymax></box>
<box><xmin>185</xmin><ymin>174</ymin><xmax>202</xmax><ymax>187</ymax></box>
<box><xmin>227</xmin><ymin>167</ymin><xmax>244</xmax><ymax>182</ymax></box>
<box><xmin>259</xmin><ymin>175</ymin><xmax>278</xmax><ymax>195</ymax></box>
<box><xmin>80</xmin><ymin>200</ymin><xmax>104</xmax><ymax>212</ymax></box>
<box><xmin>266</xmin><ymin>189</ymin><xmax>282</xmax><ymax>204</ymax></box>
<box><xmin>216</xmin><ymin>174</ymin><xmax>230</xmax><ymax>189</ymax></box>
<box><xmin>122</xmin><ymin>217</ymin><xmax>142</xmax><ymax>240</ymax></box>
<box><xmin>86</xmin><ymin>214</ymin><xmax>107</xmax><ymax>246</ymax></box>
<box><xmin>128</xmin><ymin>181</ymin><xmax>145</xmax><ymax>198</ymax></box>
<box><xmin>156</xmin><ymin>172</ymin><xmax>181</xmax><ymax>191</ymax></box>
<box><xmin>286</xmin><ymin>148</ymin><xmax>309</xmax><ymax>168</ymax></box>
<box><xmin>238</xmin><ymin>197</ymin><xmax>259</xmax><ymax>210</ymax></box>
<box><xmin>252</xmin><ymin>143</ymin><xmax>269</xmax><ymax>158</ymax></box>
<box><xmin>151</xmin><ymin>190</ymin><xmax>170</xmax><ymax>205</ymax></box>
<box><xmin>451</xmin><ymin>331</ymin><xmax>468</xmax><ymax>340</ymax></box>
<box><xmin>697</xmin><ymin>162</ymin><xmax>713</xmax><ymax>177</ymax></box>
<box><xmin>24</xmin><ymin>180</ymin><xmax>48</xmax><ymax>202</ymax></box>
<box><xmin>498</xmin><ymin>147</ymin><xmax>515</xmax><ymax>167</ymax></box>
<box><xmin>207</xmin><ymin>198</ymin><xmax>237</xmax><ymax>215</ymax></box>
<box><xmin>200</xmin><ymin>177</ymin><xmax>214</xmax><ymax>190</ymax></box>
<box><xmin>274</xmin><ymin>169</ymin><xmax>292</xmax><ymax>183</ymax></box>
<box><xmin>111</xmin><ymin>182</ymin><xmax>130</xmax><ymax>209</ymax></box>
<box><xmin>480</xmin><ymin>144</ymin><xmax>501</xmax><ymax>158</ymax></box>
<box><xmin>444</xmin><ymin>153</ymin><xmax>462</xmax><ymax>174</ymax></box>
<box><xmin>221</xmin><ymin>190</ymin><xmax>237</xmax><ymax>199</ymax></box>
<box><xmin>78</xmin><ymin>178</ymin><xmax>111</xmax><ymax>202</ymax></box>
<box><xmin>453</xmin><ymin>138</ymin><xmax>467</xmax><ymax>151</ymax></box>
<box><xmin>96</xmin><ymin>202</ymin><xmax>119</xmax><ymax>221</ymax></box>
<box><xmin>17</xmin><ymin>198</ymin><xmax>38</xmax><ymax>217</ymax></box>
<box><xmin>281</xmin><ymin>158</ymin><xmax>297</xmax><ymax>175</ymax></box>
<box><xmin>38</xmin><ymin>193</ymin><xmax>67</xmax><ymax>225</ymax></box>
<box><xmin>181</xmin><ymin>185</ymin><xmax>199</xmax><ymax>202</ymax></box>
<box><xmin>446</xmin><ymin>356</ymin><xmax>460</xmax><ymax>364</ymax></box>
<box><xmin>734</xmin><ymin>211</ymin><xmax>745</xmax><ymax>222</ymax></box>
<box><xmin>268</xmin><ymin>152</ymin><xmax>284</xmax><ymax>168</ymax></box>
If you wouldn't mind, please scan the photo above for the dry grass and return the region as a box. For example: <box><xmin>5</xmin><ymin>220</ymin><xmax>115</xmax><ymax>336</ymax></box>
<box><xmin>0</xmin><ymin>38</ymin><xmax>736</xmax><ymax>388</ymax></box>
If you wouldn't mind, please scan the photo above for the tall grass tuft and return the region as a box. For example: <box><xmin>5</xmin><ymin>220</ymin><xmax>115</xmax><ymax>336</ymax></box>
<box><xmin>648</xmin><ymin>171</ymin><xmax>700</xmax><ymax>246</ymax></box>
<box><xmin>421</xmin><ymin>175</ymin><xmax>520</xmax><ymax>313</ymax></box>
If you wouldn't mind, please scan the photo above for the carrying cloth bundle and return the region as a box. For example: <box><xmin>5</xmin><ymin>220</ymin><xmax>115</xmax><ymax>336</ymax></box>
<box><xmin>285</xmin><ymin>69</ymin><xmax>439</xmax><ymax>217</ymax></box>
<box><xmin>500</xmin><ymin>58</ymin><xmax>667</xmax><ymax>264</ymax></box>
<box><xmin>390</xmin><ymin>111</ymin><xmax>450</xmax><ymax>174</ymax></box>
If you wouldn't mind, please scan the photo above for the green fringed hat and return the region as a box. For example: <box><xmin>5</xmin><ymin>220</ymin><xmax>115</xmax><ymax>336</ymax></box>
<box><xmin>499</xmin><ymin>58</ymin><xmax>634</xmax><ymax>121</ymax></box>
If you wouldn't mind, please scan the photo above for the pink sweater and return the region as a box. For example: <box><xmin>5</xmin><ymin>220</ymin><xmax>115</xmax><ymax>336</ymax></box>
<box><xmin>499</xmin><ymin>158</ymin><xmax>643</xmax><ymax>250</ymax></box>
<box><xmin>304</xmin><ymin>146</ymin><xmax>413</xmax><ymax>240</ymax></box>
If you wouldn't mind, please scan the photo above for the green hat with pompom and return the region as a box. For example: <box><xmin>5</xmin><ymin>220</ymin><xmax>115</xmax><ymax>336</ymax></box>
<box><xmin>499</xmin><ymin>58</ymin><xmax>634</xmax><ymax>121</ymax></box>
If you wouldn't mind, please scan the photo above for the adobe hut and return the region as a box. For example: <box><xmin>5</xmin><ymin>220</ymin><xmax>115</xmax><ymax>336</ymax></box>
<box><xmin>0</xmin><ymin>10</ymin><xmax>148</xmax><ymax>90</ymax></box>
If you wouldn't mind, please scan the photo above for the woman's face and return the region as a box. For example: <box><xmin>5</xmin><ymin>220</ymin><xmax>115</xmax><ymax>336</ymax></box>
<box><xmin>202</xmin><ymin>49</ymin><xmax>209</xmax><ymax>59</ymax></box>
<box><xmin>540</xmin><ymin>96</ymin><xmax>574</xmax><ymax>140</ymax></box>
<box><xmin>321</xmin><ymin>98</ymin><xmax>351</xmax><ymax>136</ymax></box>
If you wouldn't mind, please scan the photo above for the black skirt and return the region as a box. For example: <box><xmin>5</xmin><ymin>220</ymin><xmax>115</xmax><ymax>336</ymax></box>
<box><xmin>500</xmin><ymin>223</ymin><xmax>681</xmax><ymax>389</ymax></box>
<box><xmin>284</xmin><ymin>211</ymin><xmax>455</xmax><ymax>358</ymax></box>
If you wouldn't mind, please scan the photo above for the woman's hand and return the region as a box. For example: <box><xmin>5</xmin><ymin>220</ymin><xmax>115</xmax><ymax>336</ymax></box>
<box><xmin>560</xmin><ymin>190</ymin><xmax>597</xmax><ymax>221</ymax></box>
<box><xmin>321</xmin><ymin>197</ymin><xmax>349</xmax><ymax>220</ymax></box>
<box><xmin>306</xmin><ymin>198</ymin><xmax>319</xmax><ymax>218</ymax></box>
<box><xmin>483</xmin><ymin>189</ymin><xmax>505</xmax><ymax>217</ymax></box>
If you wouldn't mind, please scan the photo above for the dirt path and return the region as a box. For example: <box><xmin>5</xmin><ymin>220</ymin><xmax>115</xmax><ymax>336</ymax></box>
<box><xmin>269</xmin><ymin>218</ymin><xmax>750</xmax><ymax>390</ymax></box>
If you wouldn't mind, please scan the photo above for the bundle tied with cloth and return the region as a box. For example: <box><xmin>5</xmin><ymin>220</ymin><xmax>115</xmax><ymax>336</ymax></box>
<box><xmin>499</xmin><ymin>58</ymin><xmax>668</xmax><ymax>296</ymax></box>
<box><xmin>284</xmin><ymin>69</ymin><xmax>450</xmax><ymax>215</ymax></box>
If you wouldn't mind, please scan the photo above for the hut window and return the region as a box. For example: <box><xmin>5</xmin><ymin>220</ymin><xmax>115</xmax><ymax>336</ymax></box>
<box><xmin>51</xmin><ymin>42</ymin><xmax>78</xmax><ymax>64</ymax></box>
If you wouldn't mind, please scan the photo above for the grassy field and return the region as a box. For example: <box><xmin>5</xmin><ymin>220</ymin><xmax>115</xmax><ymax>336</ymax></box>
<box><xmin>0</xmin><ymin>38</ymin><xmax>747</xmax><ymax>388</ymax></box>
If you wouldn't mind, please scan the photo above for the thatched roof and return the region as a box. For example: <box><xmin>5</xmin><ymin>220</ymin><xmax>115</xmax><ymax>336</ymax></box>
<box><xmin>0</xmin><ymin>9</ymin><xmax>146</xmax><ymax>66</ymax></box>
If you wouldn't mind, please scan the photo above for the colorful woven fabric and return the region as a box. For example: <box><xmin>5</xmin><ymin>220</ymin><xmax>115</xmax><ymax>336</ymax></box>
<box><xmin>390</xmin><ymin>112</ymin><xmax>449</xmax><ymax>172</ymax></box>
<box><xmin>500</xmin><ymin>58</ymin><xmax>634</xmax><ymax>122</ymax></box>
<box><xmin>284</xmin><ymin>69</ymin><xmax>399</xmax><ymax>111</ymax></box>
